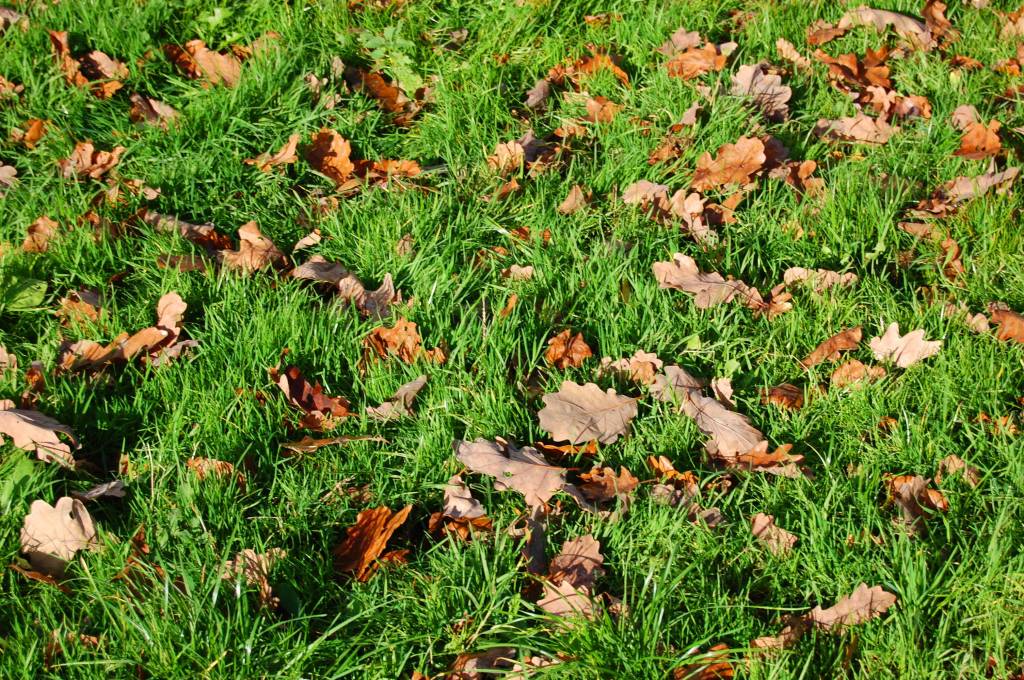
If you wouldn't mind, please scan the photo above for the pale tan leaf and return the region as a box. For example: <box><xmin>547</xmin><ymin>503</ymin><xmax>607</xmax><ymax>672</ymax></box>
<box><xmin>20</xmin><ymin>497</ymin><xmax>97</xmax><ymax>577</ymax></box>
<box><xmin>0</xmin><ymin>399</ymin><xmax>78</xmax><ymax>467</ymax></box>
<box><xmin>652</xmin><ymin>253</ymin><xmax>753</xmax><ymax>309</ymax></box>
<box><xmin>537</xmin><ymin>381</ymin><xmax>638</xmax><ymax>445</ymax></box>
<box><xmin>598</xmin><ymin>350</ymin><xmax>663</xmax><ymax>385</ymax></box>
<box><xmin>366</xmin><ymin>375</ymin><xmax>426</xmax><ymax>421</ymax></box>
<box><xmin>730</xmin><ymin>63</ymin><xmax>791</xmax><ymax>121</ymax></box>
<box><xmin>783</xmin><ymin>267</ymin><xmax>857</xmax><ymax>292</ymax></box>
<box><xmin>813</xmin><ymin>115</ymin><xmax>896</xmax><ymax>144</ymax></box>
<box><xmin>455</xmin><ymin>438</ymin><xmax>566</xmax><ymax>507</ymax></box>
<box><xmin>751</xmin><ymin>513</ymin><xmax>797</xmax><ymax>556</ymax></box>
<box><xmin>868</xmin><ymin>323</ymin><xmax>941</xmax><ymax>368</ymax></box>
<box><xmin>807</xmin><ymin>583</ymin><xmax>898</xmax><ymax>631</ymax></box>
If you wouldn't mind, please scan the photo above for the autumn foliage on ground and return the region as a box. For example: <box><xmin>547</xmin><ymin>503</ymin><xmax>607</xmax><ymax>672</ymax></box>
<box><xmin>2</xmin><ymin>0</ymin><xmax>1024</xmax><ymax>677</ymax></box>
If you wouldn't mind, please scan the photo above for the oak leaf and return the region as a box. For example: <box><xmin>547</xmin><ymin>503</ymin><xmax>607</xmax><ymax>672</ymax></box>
<box><xmin>538</xmin><ymin>535</ymin><xmax>604</xmax><ymax>620</ymax></box>
<box><xmin>49</xmin><ymin>31</ymin><xmax>128</xmax><ymax>98</ymax></box>
<box><xmin>20</xmin><ymin>497</ymin><xmax>97</xmax><ymax>578</ymax></box>
<box><xmin>306</xmin><ymin>129</ymin><xmax>355</xmax><ymax>186</ymax></box>
<box><xmin>342</xmin><ymin>64</ymin><xmax>423</xmax><ymax>126</ymax></box>
<box><xmin>751</xmin><ymin>513</ymin><xmax>797</xmax><ymax>556</ymax></box>
<box><xmin>885</xmin><ymin>474</ymin><xmax>948</xmax><ymax>535</ymax></box>
<box><xmin>657</xmin><ymin>27</ymin><xmax>702</xmax><ymax>56</ymax></box>
<box><xmin>836</xmin><ymin>6</ymin><xmax>931</xmax><ymax>48</ymax></box>
<box><xmin>269</xmin><ymin>364</ymin><xmax>351</xmax><ymax>430</ymax></box>
<box><xmin>544</xmin><ymin>330</ymin><xmax>593</xmax><ymax>369</ymax></box>
<box><xmin>59</xmin><ymin>142</ymin><xmax>125</xmax><ymax>179</ymax></box>
<box><xmin>666</xmin><ymin>44</ymin><xmax>729</xmax><ymax>80</ymax></box>
<box><xmin>936</xmin><ymin>455</ymin><xmax>980</xmax><ymax>488</ymax></box>
<box><xmin>292</xmin><ymin>255</ymin><xmax>398</xmax><ymax>318</ymax></box>
<box><xmin>990</xmin><ymin>308</ymin><xmax>1024</xmax><ymax>343</ymax></box>
<box><xmin>538</xmin><ymin>381</ymin><xmax>637</xmax><ymax>445</ymax></box>
<box><xmin>0</xmin><ymin>400</ymin><xmax>78</xmax><ymax>467</ymax></box>
<box><xmin>783</xmin><ymin>267</ymin><xmax>857</xmax><ymax>292</ymax></box>
<box><xmin>830</xmin><ymin>360</ymin><xmax>886</xmax><ymax>388</ymax></box>
<box><xmin>186</xmin><ymin>457</ymin><xmax>245</xmax><ymax>488</ymax></box>
<box><xmin>363</xmin><ymin>318</ymin><xmax>446</xmax><ymax>364</ymax></box>
<box><xmin>653</xmin><ymin>253</ymin><xmax>756</xmax><ymax>309</ymax></box>
<box><xmin>730</xmin><ymin>63</ymin><xmax>791</xmax><ymax>122</ymax></box>
<box><xmin>598</xmin><ymin>350</ymin><xmax>663</xmax><ymax>385</ymax></box>
<box><xmin>813</xmin><ymin>115</ymin><xmax>896</xmax><ymax>144</ymax></box>
<box><xmin>762</xmin><ymin>383</ymin><xmax>804</xmax><ymax>410</ymax></box>
<box><xmin>868</xmin><ymin>323</ymin><xmax>941</xmax><ymax>368</ymax></box>
<box><xmin>366</xmin><ymin>375</ymin><xmax>427</xmax><ymax>421</ymax></box>
<box><xmin>244</xmin><ymin>134</ymin><xmax>300</xmax><ymax>172</ymax></box>
<box><xmin>128</xmin><ymin>94</ymin><xmax>178</xmax><ymax>129</ymax></box>
<box><xmin>954</xmin><ymin>120</ymin><xmax>1001</xmax><ymax>160</ymax></box>
<box><xmin>691</xmin><ymin>136</ymin><xmax>766</xmax><ymax>191</ymax></box>
<box><xmin>218</xmin><ymin>222</ymin><xmax>285</xmax><ymax>272</ymax></box>
<box><xmin>0</xmin><ymin>163</ymin><xmax>16</xmax><ymax>195</ymax></box>
<box><xmin>454</xmin><ymin>438</ymin><xmax>565</xmax><ymax>508</ymax></box>
<box><xmin>577</xmin><ymin>465</ymin><xmax>638</xmax><ymax>504</ymax></box>
<box><xmin>776</xmin><ymin>38</ymin><xmax>811</xmax><ymax>72</ymax></box>
<box><xmin>558</xmin><ymin>184</ymin><xmax>590</xmax><ymax>214</ymax></box>
<box><xmin>332</xmin><ymin>505</ymin><xmax>411</xmax><ymax>581</ymax></box>
<box><xmin>11</xmin><ymin>118</ymin><xmax>48</xmax><ymax>148</ymax></box>
<box><xmin>427</xmin><ymin>474</ymin><xmax>492</xmax><ymax>541</ymax></box>
<box><xmin>801</xmin><ymin>327</ymin><xmax>862</xmax><ymax>367</ymax></box>
<box><xmin>808</xmin><ymin>583</ymin><xmax>898</xmax><ymax>631</ymax></box>
<box><xmin>163</xmin><ymin>40</ymin><xmax>242</xmax><ymax>87</ymax></box>
<box><xmin>22</xmin><ymin>216</ymin><xmax>60</xmax><ymax>253</ymax></box>
<box><xmin>222</xmin><ymin>548</ymin><xmax>286</xmax><ymax>608</ymax></box>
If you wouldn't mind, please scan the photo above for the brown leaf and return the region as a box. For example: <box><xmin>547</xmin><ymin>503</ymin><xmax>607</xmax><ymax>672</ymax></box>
<box><xmin>363</xmin><ymin>317</ymin><xmax>446</xmax><ymax>365</ymax></box>
<box><xmin>815</xmin><ymin>48</ymin><xmax>891</xmax><ymax>91</ymax></box>
<box><xmin>49</xmin><ymin>32</ymin><xmax>127</xmax><ymax>98</ymax></box>
<box><xmin>813</xmin><ymin>115</ymin><xmax>896</xmax><ymax>144</ymax></box>
<box><xmin>366</xmin><ymin>375</ymin><xmax>427</xmax><ymax>421</ymax></box>
<box><xmin>538</xmin><ymin>535</ymin><xmax>604</xmax><ymax>620</ymax></box>
<box><xmin>990</xmin><ymin>308</ymin><xmax>1024</xmax><ymax>343</ymax></box>
<box><xmin>936</xmin><ymin>454</ymin><xmax>980</xmax><ymax>488</ymax></box>
<box><xmin>455</xmin><ymin>439</ymin><xmax>566</xmax><ymax>507</ymax></box>
<box><xmin>830</xmin><ymin>360</ymin><xmax>886</xmax><ymax>388</ymax></box>
<box><xmin>783</xmin><ymin>267</ymin><xmax>857</xmax><ymax>292</ymax></box>
<box><xmin>22</xmin><ymin>216</ymin><xmax>60</xmax><ymax>253</ymax></box>
<box><xmin>20</xmin><ymin>497</ymin><xmax>97</xmax><ymax>577</ymax></box>
<box><xmin>544</xmin><ymin>330</ymin><xmax>594</xmax><ymax>369</ymax></box>
<box><xmin>270</xmin><ymin>364</ymin><xmax>351</xmax><ymax>430</ymax></box>
<box><xmin>954</xmin><ymin>120</ymin><xmax>1001</xmax><ymax>160</ymax></box>
<box><xmin>244</xmin><ymin>134</ymin><xmax>299</xmax><ymax>172</ymax></box>
<box><xmin>218</xmin><ymin>222</ymin><xmax>285</xmax><ymax>272</ymax></box>
<box><xmin>885</xmin><ymin>474</ymin><xmax>948</xmax><ymax>535</ymax></box>
<box><xmin>186</xmin><ymin>457</ymin><xmax>245</xmax><ymax>488</ymax></box>
<box><xmin>280</xmin><ymin>434</ymin><xmax>385</xmax><ymax>456</ymax></box>
<box><xmin>70</xmin><ymin>480</ymin><xmax>126</xmax><ymax>503</ymax></box>
<box><xmin>342</xmin><ymin>64</ymin><xmax>422</xmax><ymax>126</ymax></box>
<box><xmin>306</xmin><ymin>129</ymin><xmax>355</xmax><ymax>186</ymax></box>
<box><xmin>558</xmin><ymin>184</ymin><xmax>590</xmax><ymax>214</ymax></box>
<box><xmin>292</xmin><ymin>255</ymin><xmax>398</xmax><ymax>318</ymax></box>
<box><xmin>59</xmin><ymin>141</ymin><xmax>125</xmax><ymax>179</ymax></box>
<box><xmin>57</xmin><ymin>289</ymin><xmax>102</xmax><ymax>329</ymax></box>
<box><xmin>0</xmin><ymin>163</ymin><xmax>16</xmax><ymax>195</ymax></box>
<box><xmin>538</xmin><ymin>381</ymin><xmax>637</xmax><ymax>445</ymax></box>
<box><xmin>672</xmin><ymin>644</ymin><xmax>734</xmax><ymax>680</ymax></box>
<box><xmin>428</xmin><ymin>474</ymin><xmax>492</xmax><ymax>542</ymax></box>
<box><xmin>776</xmin><ymin>38</ymin><xmax>812</xmax><ymax>72</ymax></box>
<box><xmin>128</xmin><ymin>94</ymin><xmax>178</xmax><ymax>128</ymax></box>
<box><xmin>807</xmin><ymin>20</ymin><xmax>847</xmax><ymax>46</ymax></box>
<box><xmin>164</xmin><ymin>40</ymin><xmax>241</xmax><ymax>87</ymax></box>
<box><xmin>836</xmin><ymin>6</ymin><xmax>931</xmax><ymax>48</ymax></box>
<box><xmin>751</xmin><ymin>513</ymin><xmax>797</xmax><ymax>556</ymax></box>
<box><xmin>691</xmin><ymin>136</ymin><xmax>766</xmax><ymax>191</ymax></box>
<box><xmin>142</xmin><ymin>210</ymin><xmax>232</xmax><ymax>252</ymax></box>
<box><xmin>868</xmin><ymin>323</ymin><xmax>941</xmax><ymax>368</ymax></box>
<box><xmin>801</xmin><ymin>327</ymin><xmax>862</xmax><ymax>367</ymax></box>
<box><xmin>501</xmin><ymin>264</ymin><xmax>534</xmax><ymax>281</ymax></box>
<box><xmin>11</xmin><ymin>118</ymin><xmax>48</xmax><ymax>148</ymax></box>
<box><xmin>583</xmin><ymin>95</ymin><xmax>622</xmax><ymax>123</ymax></box>
<box><xmin>0</xmin><ymin>400</ymin><xmax>78</xmax><ymax>467</ymax></box>
<box><xmin>913</xmin><ymin>168</ymin><xmax>1019</xmax><ymax>217</ymax></box>
<box><xmin>658</xmin><ymin>27</ymin><xmax>703</xmax><ymax>56</ymax></box>
<box><xmin>666</xmin><ymin>44</ymin><xmax>728</xmax><ymax>80</ymax></box>
<box><xmin>598</xmin><ymin>350</ymin><xmax>664</xmax><ymax>385</ymax></box>
<box><xmin>332</xmin><ymin>505</ymin><xmax>411</xmax><ymax>582</ymax></box>
<box><xmin>807</xmin><ymin>583</ymin><xmax>898</xmax><ymax>631</ymax></box>
<box><xmin>732</xmin><ymin>442</ymin><xmax>805</xmax><ymax>478</ymax></box>
<box><xmin>577</xmin><ymin>465</ymin><xmax>638</xmax><ymax>503</ymax></box>
<box><xmin>222</xmin><ymin>548</ymin><xmax>286</xmax><ymax>608</ymax></box>
<box><xmin>653</xmin><ymin>253</ymin><xmax>757</xmax><ymax>309</ymax></box>
<box><xmin>762</xmin><ymin>383</ymin><xmax>804</xmax><ymax>410</ymax></box>
<box><xmin>730</xmin><ymin>63</ymin><xmax>791</xmax><ymax>122</ymax></box>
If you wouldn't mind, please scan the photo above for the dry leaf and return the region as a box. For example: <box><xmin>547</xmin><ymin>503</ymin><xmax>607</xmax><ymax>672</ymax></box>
<box><xmin>672</xmin><ymin>644</ymin><xmax>734</xmax><ymax>680</ymax></box>
<box><xmin>783</xmin><ymin>267</ymin><xmax>857</xmax><ymax>292</ymax></box>
<box><xmin>20</xmin><ymin>497</ymin><xmax>97</xmax><ymax>577</ymax></box>
<box><xmin>218</xmin><ymin>222</ymin><xmax>285</xmax><ymax>272</ymax></box>
<box><xmin>830</xmin><ymin>360</ymin><xmax>886</xmax><ymax>388</ymax></box>
<box><xmin>544</xmin><ymin>330</ymin><xmax>594</xmax><ymax>369</ymax></box>
<box><xmin>885</xmin><ymin>474</ymin><xmax>948</xmax><ymax>535</ymax></box>
<box><xmin>691</xmin><ymin>136</ymin><xmax>766</xmax><ymax>191</ymax></box>
<box><xmin>306</xmin><ymin>129</ymin><xmax>355</xmax><ymax>186</ymax></box>
<box><xmin>577</xmin><ymin>465</ymin><xmax>639</xmax><ymax>504</ymax></box>
<box><xmin>666</xmin><ymin>44</ymin><xmax>729</xmax><ymax>80</ymax></box>
<box><xmin>836</xmin><ymin>6</ymin><xmax>931</xmax><ymax>48</ymax></box>
<box><xmin>49</xmin><ymin>31</ymin><xmax>128</xmax><ymax>98</ymax></box>
<box><xmin>538</xmin><ymin>381</ymin><xmax>637</xmax><ymax>445</ymax></box>
<box><xmin>538</xmin><ymin>535</ymin><xmax>604</xmax><ymax>620</ymax></box>
<box><xmin>869</xmin><ymin>323</ymin><xmax>941</xmax><ymax>368</ymax></box>
<box><xmin>502</xmin><ymin>264</ymin><xmax>534</xmax><ymax>281</ymax></box>
<box><xmin>222</xmin><ymin>548</ymin><xmax>286</xmax><ymax>608</ymax></box>
<box><xmin>128</xmin><ymin>94</ymin><xmax>178</xmax><ymax>128</ymax></box>
<box><xmin>11</xmin><ymin>118</ymin><xmax>48</xmax><ymax>148</ymax></box>
<box><xmin>658</xmin><ymin>27</ymin><xmax>703</xmax><ymax>56</ymax></box>
<box><xmin>59</xmin><ymin>142</ymin><xmax>125</xmax><ymax>179</ymax></box>
<box><xmin>363</xmin><ymin>318</ymin><xmax>446</xmax><ymax>364</ymax></box>
<box><xmin>57</xmin><ymin>289</ymin><xmax>102</xmax><ymax>329</ymax></box>
<box><xmin>292</xmin><ymin>255</ymin><xmax>399</xmax><ymax>318</ymax></box>
<box><xmin>455</xmin><ymin>438</ymin><xmax>565</xmax><ymax>507</ymax></box>
<box><xmin>558</xmin><ymin>184</ymin><xmax>590</xmax><ymax>214</ymax></box>
<box><xmin>332</xmin><ymin>505</ymin><xmax>411</xmax><ymax>582</ymax></box>
<box><xmin>583</xmin><ymin>95</ymin><xmax>622</xmax><ymax>123</ymax></box>
<box><xmin>186</xmin><ymin>457</ymin><xmax>245</xmax><ymax>488</ymax></box>
<box><xmin>808</xmin><ymin>583</ymin><xmax>898</xmax><ymax>631</ymax></box>
<box><xmin>730</xmin><ymin>63</ymin><xmax>791</xmax><ymax>122</ymax></box>
<box><xmin>751</xmin><ymin>513</ymin><xmax>797</xmax><ymax>556</ymax></box>
<box><xmin>0</xmin><ymin>163</ymin><xmax>16</xmax><ymax>195</ymax></box>
<box><xmin>427</xmin><ymin>474</ymin><xmax>492</xmax><ymax>541</ymax></box>
<box><xmin>70</xmin><ymin>480</ymin><xmax>126</xmax><ymax>503</ymax></box>
<box><xmin>954</xmin><ymin>120</ymin><xmax>1001</xmax><ymax>160</ymax></box>
<box><xmin>935</xmin><ymin>454</ymin><xmax>980</xmax><ymax>488</ymax></box>
<box><xmin>598</xmin><ymin>350</ymin><xmax>663</xmax><ymax>385</ymax></box>
<box><xmin>814</xmin><ymin>115</ymin><xmax>896</xmax><ymax>144</ymax></box>
<box><xmin>245</xmin><ymin>134</ymin><xmax>300</xmax><ymax>172</ymax></box>
<box><xmin>653</xmin><ymin>254</ymin><xmax>757</xmax><ymax>309</ymax></box>
<box><xmin>270</xmin><ymin>364</ymin><xmax>351</xmax><ymax>430</ymax></box>
<box><xmin>164</xmin><ymin>40</ymin><xmax>242</xmax><ymax>87</ymax></box>
<box><xmin>801</xmin><ymin>327</ymin><xmax>862</xmax><ymax>367</ymax></box>
<box><xmin>22</xmin><ymin>216</ymin><xmax>60</xmax><ymax>253</ymax></box>
<box><xmin>990</xmin><ymin>308</ymin><xmax>1024</xmax><ymax>343</ymax></box>
<box><xmin>342</xmin><ymin>63</ymin><xmax>423</xmax><ymax>126</ymax></box>
<box><xmin>0</xmin><ymin>400</ymin><xmax>78</xmax><ymax>467</ymax></box>
<box><xmin>281</xmin><ymin>434</ymin><xmax>385</xmax><ymax>456</ymax></box>
<box><xmin>776</xmin><ymin>38</ymin><xmax>811</xmax><ymax>72</ymax></box>
<box><xmin>366</xmin><ymin>375</ymin><xmax>427</xmax><ymax>421</ymax></box>
<box><xmin>762</xmin><ymin>383</ymin><xmax>804</xmax><ymax>410</ymax></box>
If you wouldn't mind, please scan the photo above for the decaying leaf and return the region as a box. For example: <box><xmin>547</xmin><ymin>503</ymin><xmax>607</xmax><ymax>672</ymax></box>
<box><xmin>70</xmin><ymin>480</ymin><xmax>126</xmax><ymax>503</ymax></box>
<box><xmin>672</xmin><ymin>644</ymin><xmax>734</xmax><ymax>680</ymax></box>
<box><xmin>598</xmin><ymin>350</ymin><xmax>663</xmax><ymax>385</ymax></box>
<box><xmin>783</xmin><ymin>268</ymin><xmax>857</xmax><ymax>292</ymax></box>
<box><xmin>558</xmin><ymin>184</ymin><xmax>590</xmax><ymax>214</ymax></box>
<box><xmin>128</xmin><ymin>94</ymin><xmax>179</xmax><ymax>128</ymax></box>
<box><xmin>813</xmin><ymin>115</ymin><xmax>896</xmax><ymax>144</ymax></box>
<box><xmin>808</xmin><ymin>583</ymin><xmax>898</xmax><ymax>631</ymax></box>
<box><xmin>830</xmin><ymin>360</ymin><xmax>886</xmax><ymax>388</ymax></box>
<box><xmin>366</xmin><ymin>375</ymin><xmax>427</xmax><ymax>421</ymax></box>
<box><xmin>244</xmin><ymin>134</ymin><xmax>300</xmax><ymax>172</ymax></box>
<box><xmin>11</xmin><ymin>118</ymin><xmax>48</xmax><ymax>148</ymax></box>
<box><xmin>455</xmin><ymin>438</ymin><xmax>566</xmax><ymax>507</ymax></box>
<box><xmin>363</xmin><ymin>318</ymin><xmax>446</xmax><ymax>365</ymax></box>
<box><xmin>222</xmin><ymin>548</ymin><xmax>286</xmax><ymax>608</ymax></box>
<box><xmin>751</xmin><ymin>513</ymin><xmax>797</xmax><ymax>556</ymax></box>
<box><xmin>776</xmin><ymin>38</ymin><xmax>812</xmax><ymax>72</ymax></box>
<box><xmin>538</xmin><ymin>535</ymin><xmax>604</xmax><ymax>620</ymax></box>
<box><xmin>164</xmin><ymin>40</ymin><xmax>242</xmax><ymax>87</ymax></box>
<box><xmin>342</xmin><ymin>62</ymin><xmax>424</xmax><ymax>126</ymax></box>
<box><xmin>306</xmin><ymin>129</ymin><xmax>355</xmax><ymax>185</ymax></box>
<box><xmin>59</xmin><ymin>142</ymin><xmax>125</xmax><ymax>180</ymax></box>
<box><xmin>49</xmin><ymin>31</ymin><xmax>128</xmax><ymax>99</ymax></box>
<box><xmin>990</xmin><ymin>308</ymin><xmax>1024</xmax><ymax>343</ymax></box>
<box><xmin>218</xmin><ymin>222</ymin><xmax>286</xmax><ymax>272</ymax></box>
<box><xmin>186</xmin><ymin>457</ymin><xmax>245</xmax><ymax>488</ymax></box>
<box><xmin>20</xmin><ymin>497</ymin><xmax>97</xmax><ymax>577</ymax></box>
<box><xmin>869</xmin><ymin>323</ymin><xmax>941</xmax><ymax>368</ymax></box>
<box><xmin>762</xmin><ymin>383</ymin><xmax>805</xmax><ymax>410</ymax></box>
<box><xmin>0</xmin><ymin>399</ymin><xmax>79</xmax><ymax>467</ymax></box>
<box><xmin>544</xmin><ymin>330</ymin><xmax>593</xmax><ymax>369</ymax></box>
<box><xmin>653</xmin><ymin>254</ymin><xmax>758</xmax><ymax>310</ymax></box>
<box><xmin>801</xmin><ymin>327</ymin><xmax>862</xmax><ymax>367</ymax></box>
<box><xmin>270</xmin><ymin>364</ymin><xmax>351</xmax><ymax>430</ymax></box>
<box><xmin>332</xmin><ymin>505</ymin><xmax>411</xmax><ymax>581</ymax></box>
<box><xmin>885</xmin><ymin>474</ymin><xmax>948</xmax><ymax>535</ymax></box>
<box><xmin>936</xmin><ymin>454</ymin><xmax>980</xmax><ymax>488</ymax></box>
<box><xmin>666</xmin><ymin>43</ymin><xmax>731</xmax><ymax>80</ymax></box>
<box><xmin>292</xmin><ymin>255</ymin><xmax>399</xmax><ymax>318</ymax></box>
<box><xmin>730</xmin><ymin>63</ymin><xmax>791</xmax><ymax>122</ymax></box>
<box><xmin>0</xmin><ymin>162</ymin><xmax>16</xmax><ymax>195</ymax></box>
<box><xmin>692</xmin><ymin>136</ymin><xmax>767</xmax><ymax>192</ymax></box>
<box><xmin>22</xmin><ymin>216</ymin><xmax>60</xmax><ymax>253</ymax></box>
<box><xmin>427</xmin><ymin>474</ymin><xmax>492</xmax><ymax>541</ymax></box>
<box><xmin>538</xmin><ymin>381</ymin><xmax>637</xmax><ymax>445</ymax></box>
<box><xmin>954</xmin><ymin>119</ymin><xmax>1001</xmax><ymax>160</ymax></box>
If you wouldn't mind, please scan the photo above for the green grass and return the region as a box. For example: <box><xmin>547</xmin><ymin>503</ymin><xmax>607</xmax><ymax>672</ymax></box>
<box><xmin>3</xmin><ymin>0</ymin><xmax>1024</xmax><ymax>677</ymax></box>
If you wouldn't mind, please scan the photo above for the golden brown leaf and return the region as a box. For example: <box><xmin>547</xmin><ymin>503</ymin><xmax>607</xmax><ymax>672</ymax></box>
<box><xmin>801</xmin><ymin>327</ymin><xmax>862</xmax><ymax>367</ymax></box>
<box><xmin>245</xmin><ymin>134</ymin><xmax>300</xmax><ymax>172</ymax></box>
<box><xmin>544</xmin><ymin>329</ymin><xmax>594</xmax><ymax>369</ymax></box>
<box><xmin>363</xmin><ymin>318</ymin><xmax>446</xmax><ymax>365</ymax></box>
<box><xmin>332</xmin><ymin>505</ymin><xmax>411</xmax><ymax>581</ymax></box>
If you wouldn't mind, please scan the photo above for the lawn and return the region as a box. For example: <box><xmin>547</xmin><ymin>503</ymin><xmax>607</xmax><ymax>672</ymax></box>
<box><xmin>2</xmin><ymin>0</ymin><xmax>1024</xmax><ymax>677</ymax></box>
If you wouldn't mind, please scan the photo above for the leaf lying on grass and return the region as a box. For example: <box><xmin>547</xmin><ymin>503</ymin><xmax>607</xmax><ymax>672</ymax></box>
<box><xmin>538</xmin><ymin>381</ymin><xmax>637</xmax><ymax>445</ymax></box>
<box><xmin>455</xmin><ymin>439</ymin><xmax>566</xmax><ymax>508</ymax></box>
<box><xmin>0</xmin><ymin>400</ymin><xmax>78</xmax><ymax>467</ymax></box>
<box><xmin>366</xmin><ymin>375</ymin><xmax>426</xmax><ymax>421</ymax></box>
<box><xmin>868</xmin><ymin>323</ymin><xmax>941</xmax><ymax>368</ymax></box>
<box><xmin>427</xmin><ymin>474</ymin><xmax>492</xmax><ymax>541</ymax></box>
<box><xmin>20</xmin><ymin>497</ymin><xmax>97</xmax><ymax>578</ymax></box>
<box><xmin>333</xmin><ymin>505</ymin><xmax>411</xmax><ymax>582</ymax></box>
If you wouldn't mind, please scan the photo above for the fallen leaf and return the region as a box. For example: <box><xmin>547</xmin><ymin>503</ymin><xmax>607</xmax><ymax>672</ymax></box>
<box><xmin>577</xmin><ymin>465</ymin><xmax>638</xmax><ymax>504</ymax></box>
<box><xmin>222</xmin><ymin>548</ymin><xmax>286</xmax><ymax>608</ymax></box>
<box><xmin>558</xmin><ymin>184</ymin><xmax>590</xmax><ymax>214</ymax></box>
<box><xmin>306</xmin><ymin>129</ymin><xmax>355</xmax><ymax>186</ymax></box>
<box><xmin>954</xmin><ymin>120</ymin><xmax>1001</xmax><ymax>160</ymax></box>
<box><xmin>186</xmin><ymin>457</ymin><xmax>245</xmax><ymax>488</ymax></box>
<box><xmin>0</xmin><ymin>399</ymin><xmax>78</xmax><ymax>467</ymax></box>
<box><xmin>813</xmin><ymin>115</ymin><xmax>896</xmax><ymax>144</ymax></box>
<box><xmin>990</xmin><ymin>308</ymin><xmax>1024</xmax><ymax>343</ymax></box>
<box><xmin>363</xmin><ymin>318</ymin><xmax>446</xmax><ymax>364</ymax></box>
<box><xmin>807</xmin><ymin>20</ymin><xmax>848</xmax><ymax>46</ymax></box>
<box><xmin>598</xmin><ymin>350</ymin><xmax>663</xmax><ymax>385</ymax></box>
<box><xmin>502</xmin><ymin>264</ymin><xmax>534</xmax><ymax>281</ymax></box>
<box><xmin>691</xmin><ymin>136</ymin><xmax>766</xmax><ymax>191</ymax></box>
<box><xmin>59</xmin><ymin>141</ymin><xmax>125</xmax><ymax>179</ymax></box>
<box><xmin>22</xmin><ymin>216</ymin><xmax>60</xmax><ymax>253</ymax></box>
<box><xmin>70</xmin><ymin>480</ymin><xmax>126</xmax><ymax>503</ymax></box>
<box><xmin>776</xmin><ymin>38</ymin><xmax>812</xmax><ymax>72</ymax></box>
<box><xmin>544</xmin><ymin>330</ymin><xmax>593</xmax><ymax>369</ymax></box>
<box><xmin>280</xmin><ymin>434</ymin><xmax>386</xmax><ymax>456</ymax></box>
<box><xmin>801</xmin><ymin>327</ymin><xmax>862</xmax><ymax>367</ymax></box>
<box><xmin>332</xmin><ymin>505</ymin><xmax>411</xmax><ymax>582</ymax></box>
<box><xmin>830</xmin><ymin>360</ymin><xmax>886</xmax><ymax>388</ymax></box>
<box><xmin>270</xmin><ymin>364</ymin><xmax>351</xmax><ymax>430</ymax></box>
<box><xmin>455</xmin><ymin>438</ymin><xmax>566</xmax><ymax>507</ymax></box>
<box><xmin>0</xmin><ymin>163</ymin><xmax>16</xmax><ymax>195</ymax></box>
<box><xmin>783</xmin><ymin>267</ymin><xmax>857</xmax><ymax>292</ymax></box>
<box><xmin>751</xmin><ymin>513</ymin><xmax>797</xmax><ymax>556</ymax></box>
<box><xmin>57</xmin><ymin>289</ymin><xmax>102</xmax><ymax>328</ymax></box>
<box><xmin>366</xmin><ymin>375</ymin><xmax>427</xmax><ymax>421</ymax></box>
<box><xmin>538</xmin><ymin>381</ymin><xmax>637</xmax><ymax>445</ymax></box>
<box><xmin>869</xmin><ymin>323</ymin><xmax>941</xmax><ymax>368</ymax></box>
<box><xmin>808</xmin><ymin>583</ymin><xmax>898</xmax><ymax>631</ymax></box>
<box><xmin>583</xmin><ymin>95</ymin><xmax>622</xmax><ymax>123</ymax></box>
<box><xmin>49</xmin><ymin>31</ymin><xmax>128</xmax><ymax>98</ymax></box>
<box><xmin>292</xmin><ymin>255</ymin><xmax>399</xmax><ymax>318</ymax></box>
<box><xmin>244</xmin><ymin>134</ymin><xmax>300</xmax><ymax>172</ymax></box>
<box><xmin>732</xmin><ymin>442</ymin><xmax>806</xmax><ymax>478</ymax></box>
<box><xmin>885</xmin><ymin>474</ymin><xmax>948</xmax><ymax>535</ymax></box>
<box><xmin>128</xmin><ymin>94</ymin><xmax>178</xmax><ymax>128</ymax></box>
<box><xmin>672</xmin><ymin>644</ymin><xmax>734</xmax><ymax>680</ymax></box>
<box><xmin>342</xmin><ymin>63</ymin><xmax>423</xmax><ymax>126</ymax></box>
<box><xmin>427</xmin><ymin>474</ymin><xmax>492</xmax><ymax>541</ymax></box>
<box><xmin>912</xmin><ymin>168</ymin><xmax>1019</xmax><ymax>217</ymax></box>
<box><xmin>653</xmin><ymin>253</ymin><xmax>758</xmax><ymax>309</ymax></box>
<box><xmin>658</xmin><ymin>27</ymin><xmax>703</xmax><ymax>56</ymax></box>
<box><xmin>450</xmin><ymin>647</ymin><xmax>517</xmax><ymax>677</ymax></box>
<box><xmin>936</xmin><ymin>454</ymin><xmax>980</xmax><ymax>488</ymax></box>
<box><xmin>20</xmin><ymin>497</ymin><xmax>97</xmax><ymax>577</ymax></box>
<box><xmin>142</xmin><ymin>210</ymin><xmax>232</xmax><ymax>252</ymax></box>
<box><xmin>218</xmin><ymin>222</ymin><xmax>286</xmax><ymax>272</ymax></box>
<box><xmin>538</xmin><ymin>535</ymin><xmax>604</xmax><ymax>620</ymax></box>
<box><xmin>836</xmin><ymin>6</ymin><xmax>931</xmax><ymax>48</ymax></box>
<box><xmin>762</xmin><ymin>383</ymin><xmax>804</xmax><ymax>410</ymax></box>
<box><xmin>164</xmin><ymin>40</ymin><xmax>242</xmax><ymax>87</ymax></box>
<box><xmin>814</xmin><ymin>48</ymin><xmax>891</xmax><ymax>92</ymax></box>
<box><xmin>666</xmin><ymin>44</ymin><xmax>729</xmax><ymax>80</ymax></box>
<box><xmin>11</xmin><ymin>118</ymin><xmax>48</xmax><ymax>148</ymax></box>
<box><xmin>730</xmin><ymin>63</ymin><xmax>791</xmax><ymax>122</ymax></box>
